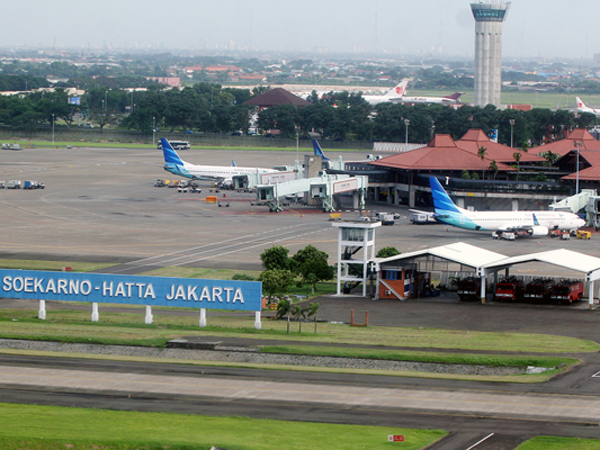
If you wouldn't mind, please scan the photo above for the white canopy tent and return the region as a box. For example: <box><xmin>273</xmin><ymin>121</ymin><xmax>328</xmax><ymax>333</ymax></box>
<box><xmin>480</xmin><ymin>249</ymin><xmax>600</xmax><ymax>309</ymax></box>
<box><xmin>373</xmin><ymin>242</ymin><xmax>508</xmax><ymax>302</ymax></box>
<box><xmin>374</xmin><ymin>243</ymin><xmax>600</xmax><ymax>307</ymax></box>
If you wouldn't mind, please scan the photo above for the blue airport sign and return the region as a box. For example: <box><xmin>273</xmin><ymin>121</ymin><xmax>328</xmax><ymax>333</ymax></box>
<box><xmin>0</xmin><ymin>269</ymin><xmax>262</xmax><ymax>311</ymax></box>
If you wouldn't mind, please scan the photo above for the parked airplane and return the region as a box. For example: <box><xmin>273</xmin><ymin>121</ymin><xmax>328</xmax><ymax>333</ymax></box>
<box><xmin>312</xmin><ymin>139</ymin><xmax>382</xmax><ymax>164</ymax></box>
<box><xmin>160</xmin><ymin>138</ymin><xmax>278</xmax><ymax>187</ymax></box>
<box><xmin>428</xmin><ymin>176</ymin><xmax>585</xmax><ymax>236</ymax></box>
<box><xmin>362</xmin><ymin>80</ymin><xmax>409</xmax><ymax>105</ymax></box>
<box><xmin>391</xmin><ymin>90</ymin><xmax>463</xmax><ymax>106</ymax></box>
<box><xmin>575</xmin><ymin>97</ymin><xmax>600</xmax><ymax>116</ymax></box>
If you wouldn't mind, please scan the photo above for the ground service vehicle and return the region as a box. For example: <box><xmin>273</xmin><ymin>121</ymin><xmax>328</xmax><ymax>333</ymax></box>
<box><xmin>550</xmin><ymin>280</ymin><xmax>584</xmax><ymax>304</ymax></box>
<box><xmin>457</xmin><ymin>277</ymin><xmax>481</xmax><ymax>301</ymax></box>
<box><xmin>7</xmin><ymin>180</ymin><xmax>21</xmax><ymax>189</ymax></box>
<box><xmin>494</xmin><ymin>276</ymin><xmax>524</xmax><ymax>302</ymax></box>
<box><xmin>524</xmin><ymin>278</ymin><xmax>555</xmax><ymax>303</ymax></box>
<box><xmin>157</xmin><ymin>140</ymin><xmax>190</xmax><ymax>150</ymax></box>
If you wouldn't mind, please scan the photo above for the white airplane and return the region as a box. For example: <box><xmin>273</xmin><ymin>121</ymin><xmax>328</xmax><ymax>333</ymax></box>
<box><xmin>428</xmin><ymin>177</ymin><xmax>585</xmax><ymax>236</ymax></box>
<box><xmin>362</xmin><ymin>80</ymin><xmax>409</xmax><ymax>105</ymax></box>
<box><xmin>575</xmin><ymin>97</ymin><xmax>600</xmax><ymax>116</ymax></box>
<box><xmin>391</xmin><ymin>90</ymin><xmax>463</xmax><ymax>106</ymax></box>
<box><xmin>160</xmin><ymin>138</ymin><xmax>278</xmax><ymax>187</ymax></box>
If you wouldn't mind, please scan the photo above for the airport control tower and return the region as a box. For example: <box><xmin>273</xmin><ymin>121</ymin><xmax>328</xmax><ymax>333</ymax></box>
<box><xmin>471</xmin><ymin>2</ymin><xmax>510</xmax><ymax>107</ymax></box>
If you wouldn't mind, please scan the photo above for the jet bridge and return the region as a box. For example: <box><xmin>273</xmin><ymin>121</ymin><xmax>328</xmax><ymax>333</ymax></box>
<box><xmin>256</xmin><ymin>174</ymin><xmax>368</xmax><ymax>212</ymax></box>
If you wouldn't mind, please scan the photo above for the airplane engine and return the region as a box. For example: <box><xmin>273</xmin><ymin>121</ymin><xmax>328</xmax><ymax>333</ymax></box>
<box><xmin>527</xmin><ymin>226</ymin><xmax>549</xmax><ymax>236</ymax></box>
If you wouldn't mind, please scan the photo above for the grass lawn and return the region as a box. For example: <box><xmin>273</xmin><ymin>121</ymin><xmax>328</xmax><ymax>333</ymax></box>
<box><xmin>0</xmin><ymin>403</ymin><xmax>446</xmax><ymax>450</ymax></box>
<box><xmin>516</xmin><ymin>436</ymin><xmax>600</xmax><ymax>450</ymax></box>
<box><xmin>1</xmin><ymin>308</ymin><xmax>597</xmax><ymax>354</ymax></box>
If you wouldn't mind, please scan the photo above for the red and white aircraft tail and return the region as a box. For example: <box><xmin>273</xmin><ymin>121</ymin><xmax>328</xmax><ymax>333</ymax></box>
<box><xmin>576</xmin><ymin>97</ymin><xmax>600</xmax><ymax>116</ymax></box>
<box><xmin>363</xmin><ymin>80</ymin><xmax>409</xmax><ymax>105</ymax></box>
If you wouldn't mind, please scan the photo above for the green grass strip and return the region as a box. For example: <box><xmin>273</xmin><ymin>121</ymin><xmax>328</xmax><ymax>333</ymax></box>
<box><xmin>259</xmin><ymin>345</ymin><xmax>577</xmax><ymax>369</ymax></box>
<box><xmin>0</xmin><ymin>403</ymin><xmax>446</xmax><ymax>450</ymax></box>
<box><xmin>516</xmin><ymin>436</ymin><xmax>600</xmax><ymax>450</ymax></box>
<box><xmin>1</xmin><ymin>308</ymin><xmax>599</xmax><ymax>354</ymax></box>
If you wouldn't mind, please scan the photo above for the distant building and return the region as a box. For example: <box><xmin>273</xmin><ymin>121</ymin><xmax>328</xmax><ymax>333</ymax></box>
<box><xmin>244</xmin><ymin>88</ymin><xmax>310</xmax><ymax>111</ymax></box>
<box><xmin>145</xmin><ymin>77</ymin><xmax>180</xmax><ymax>87</ymax></box>
<box><xmin>471</xmin><ymin>2</ymin><xmax>510</xmax><ymax>107</ymax></box>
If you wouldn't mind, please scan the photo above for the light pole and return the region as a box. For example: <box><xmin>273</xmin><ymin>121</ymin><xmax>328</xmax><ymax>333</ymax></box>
<box><xmin>574</xmin><ymin>140</ymin><xmax>583</xmax><ymax>194</ymax></box>
<box><xmin>152</xmin><ymin>117</ymin><xmax>156</xmax><ymax>147</ymax></box>
<box><xmin>509</xmin><ymin>118</ymin><xmax>515</xmax><ymax>148</ymax></box>
<box><xmin>105</xmin><ymin>90</ymin><xmax>108</xmax><ymax>110</ymax></box>
<box><xmin>295</xmin><ymin>126</ymin><xmax>300</xmax><ymax>169</ymax></box>
<box><xmin>404</xmin><ymin>118</ymin><xmax>410</xmax><ymax>145</ymax></box>
<box><xmin>52</xmin><ymin>113</ymin><xmax>55</xmax><ymax>145</ymax></box>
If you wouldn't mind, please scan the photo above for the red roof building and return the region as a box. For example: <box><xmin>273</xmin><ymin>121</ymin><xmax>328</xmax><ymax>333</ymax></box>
<box><xmin>560</xmin><ymin>151</ymin><xmax>600</xmax><ymax>182</ymax></box>
<box><xmin>244</xmin><ymin>88</ymin><xmax>310</xmax><ymax>109</ymax></box>
<box><xmin>531</xmin><ymin>128</ymin><xmax>600</xmax><ymax>157</ymax></box>
<box><xmin>457</xmin><ymin>129</ymin><xmax>545</xmax><ymax>164</ymax></box>
<box><xmin>370</xmin><ymin>134</ymin><xmax>515</xmax><ymax>176</ymax></box>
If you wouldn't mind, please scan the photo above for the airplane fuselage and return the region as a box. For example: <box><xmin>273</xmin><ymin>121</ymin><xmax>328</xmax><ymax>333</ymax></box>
<box><xmin>391</xmin><ymin>96</ymin><xmax>460</xmax><ymax>105</ymax></box>
<box><xmin>164</xmin><ymin>162</ymin><xmax>277</xmax><ymax>182</ymax></box>
<box><xmin>437</xmin><ymin>207</ymin><xmax>585</xmax><ymax>233</ymax></box>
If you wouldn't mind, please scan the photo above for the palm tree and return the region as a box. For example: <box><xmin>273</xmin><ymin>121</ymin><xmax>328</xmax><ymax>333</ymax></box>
<box><xmin>304</xmin><ymin>302</ymin><xmax>320</xmax><ymax>334</ymax></box>
<box><xmin>513</xmin><ymin>152</ymin><xmax>522</xmax><ymax>181</ymax></box>
<box><xmin>489</xmin><ymin>160</ymin><xmax>499</xmax><ymax>180</ymax></box>
<box><xmin>477</xmin><ymin>146</ymin><xmax>487</xmax><ymax>180</ymax></box>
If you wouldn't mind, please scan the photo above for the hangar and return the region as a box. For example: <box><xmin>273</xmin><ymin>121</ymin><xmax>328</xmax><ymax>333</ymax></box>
<box><xmin>371</xmin><ymin>242</ymin><xmax>600</xmax><ymax>308</ymax></box>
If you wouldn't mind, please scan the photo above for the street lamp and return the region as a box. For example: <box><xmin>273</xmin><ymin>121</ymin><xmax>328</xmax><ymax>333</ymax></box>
<box><xmin>509</xmin><ymin>118</ymin><xmax>515</xmax><ymax>148</ymax></box>
<box><xmin>105</xmin><ymin>90</ymin><xmax>108</xmax><ymax>110</ymax></box>
<box><xmin>574</xmin><ymin>140</ymin><xmax>583</xmax><ymax>194</ymax></box>
<box><xmin>52</xmin><ymin>113</ymin><xmax>55</xmax><ymax>145</ymax></box>
<box><xmin>295</xmin><ymin>125</ymin><xmax>300</xmax><ymax>169</ymax></box>
<box><xmin>404</xmin><ymin>118</ymin><xmax>410</xmax><ymax>145</ymax></box>
<box><xmin>152</xmin><ymin>117</ymin><xmax>156</xmax><ymax>148</ymax></box>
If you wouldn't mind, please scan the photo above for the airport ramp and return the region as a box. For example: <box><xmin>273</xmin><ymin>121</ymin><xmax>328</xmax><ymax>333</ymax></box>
<box><xmin>549</xmin><ymin>189</ymin><xmax>597</xmax><ymax>213</ymax></box>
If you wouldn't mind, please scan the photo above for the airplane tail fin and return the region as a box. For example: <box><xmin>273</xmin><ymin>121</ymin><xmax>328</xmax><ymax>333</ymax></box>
<box><xmin>444</xmin><ymin>92</ymin><xmax>464</xmax><ymax>101</ymax></box>
<box><xmin>386</xmin><ymin>80</ymin><xmax>409</xmax><ymax>98</ymax></box>
<box><xmin>161</xmin><ymin>138</ymin><xmax>184</xmax><ymax>166</ymax></box>
<box><xmin>576</xmin><ymin>97</ymin><xmax>585</xmax><ymax>109</ymax></box>
<box><xmin>429</xmin><ymin>177</ymin><xmax>461</xmax><ymax>214</ymax></box>
<box><xmin>312</xmin><ymin>139</ymin><xmax>330</xmax><ymax>161</ymax></box>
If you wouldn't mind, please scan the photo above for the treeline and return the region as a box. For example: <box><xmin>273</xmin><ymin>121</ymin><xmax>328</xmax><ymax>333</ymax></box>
<box><xmin>0</xmin><ymin>82</ymin><xmax>598</xmax><ymax>147</ymax></box>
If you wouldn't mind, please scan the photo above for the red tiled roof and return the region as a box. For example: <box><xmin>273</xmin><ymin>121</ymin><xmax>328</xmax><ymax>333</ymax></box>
<box><xmin>457</xmin><ymin>129</ymin><xmax>545</xmax><ymax>163</ymax></box>
<box><xmin>531</xmin><ymin>128</ymin><xmax>600</xmax><ymax>157</ymax></box>
<box><xmin>562</xmin><ymin>164</ymin><xmax>600</xmax><ymax>181</ymax></box>
<box><xmin>244</xmin><ymin>88</ymin><xmax>310</xmax><ymax>107</ymax></box>
<box><xmin>370</xmin><ymin>134</ymin><xmax>515</xmax><ymax>172</ymax></box>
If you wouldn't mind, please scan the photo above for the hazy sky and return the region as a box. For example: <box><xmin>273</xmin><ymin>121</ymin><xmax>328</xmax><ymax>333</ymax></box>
<box><xmin>2</xmin><ymin>1</ymin><xmax>598</xmax><ymax>60</ymax></box>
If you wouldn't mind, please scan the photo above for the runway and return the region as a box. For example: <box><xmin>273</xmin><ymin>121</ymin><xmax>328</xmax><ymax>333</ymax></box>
<box><xmin>2</xmin><ymin>363</ymin><xmax>600</xmax><ymax>422</ymax></box>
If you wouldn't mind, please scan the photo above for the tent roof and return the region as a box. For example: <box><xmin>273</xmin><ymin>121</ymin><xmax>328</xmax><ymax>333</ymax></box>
<box><xmin>481</xmin><ymin>249</ymin><xmax>600</xmax><ymax>281</ymax></box>
<box><xmin>375</xmin><ymin>242</ymin><xmax>508</xmax><ymax>269</ymax></box>
<box><xmin>375</xmin><ymin>243</ymin><xmax>600</xmax><ymax>282</ymax></box>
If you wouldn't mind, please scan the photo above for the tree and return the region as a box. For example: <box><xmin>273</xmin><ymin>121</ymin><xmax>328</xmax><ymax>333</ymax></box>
<box><xmin>477</xmin><ymin>146</ymin><xmax>487</xmax><ymax>180</ymax></box>
<box><xmin>304</xmin><ymin>302</ymin><xmax>320</xmax><ymax>334</ymax></box>
<box><xmin>376</xmin><ymin>247</ymin><xmax>400</xmax><ymax>258</ymax></box>
<box><xmin>293</xmin><ymin>245</ymin><xmax>334</xmax><ymax>288</ymax></box>
<box><xmin>292</xmin><ymin>304</ymin><xmax>306</xmax><ymax>332</ymax></box>
<box><xmin>513</xmin><ymin>151</ymin><xmax>522</xmax><ymax>180</ymax></box>
<box><xmin>489</xmin><ymin>160</ymin><xmax>499</xmax><ymax>180</ymax></box>
<box><xmin>259</xmin><ymin>269</ymin><xmax>295</xmax><ymax>301</ymax></box>
<box><xmin>275</xmin><ymin>298</ymin><xmax>292</xmax><ymax>334</ymax></box>
<box><xmin>260</xmin><ymin>246</ymin><xmax>293</xmax><ymax>271</ymax></box>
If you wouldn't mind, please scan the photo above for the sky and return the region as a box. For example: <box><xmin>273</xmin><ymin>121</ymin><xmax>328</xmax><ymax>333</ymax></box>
<box><xmin>1</xmin><ymin>1</ymin><xmax>598</xmax><ymax>61</ymax></box>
